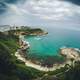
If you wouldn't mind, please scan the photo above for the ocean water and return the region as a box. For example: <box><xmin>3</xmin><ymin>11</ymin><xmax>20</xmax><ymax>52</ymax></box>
<box><xmin>24</xmin><ymin>27</ymin><xmax>80</xmax><ymax>58</ymax></box>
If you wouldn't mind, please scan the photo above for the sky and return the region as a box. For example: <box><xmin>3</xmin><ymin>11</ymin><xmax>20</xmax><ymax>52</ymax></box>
<box><xmin>0</xmin><ymin>0</ymin><xmax>80</xmax><ymax>29</ymax></box>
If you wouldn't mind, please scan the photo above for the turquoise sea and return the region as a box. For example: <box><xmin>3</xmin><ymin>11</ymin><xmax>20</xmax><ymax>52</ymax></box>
<box><xmin>24</xmin><ymin>27</ymin><xmax>80</xmax><ymax>59</ymax></box>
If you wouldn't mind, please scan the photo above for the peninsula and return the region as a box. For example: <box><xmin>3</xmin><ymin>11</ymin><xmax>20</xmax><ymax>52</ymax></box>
<box><xmin>9</xmin><ymin>26</ymin><xmax>80</xmax><ymax>72</ymax></box>
<box><xmin>0</xmin><ymin>25</ymin><xmax>80</xmax><ymax>80</ymax></box>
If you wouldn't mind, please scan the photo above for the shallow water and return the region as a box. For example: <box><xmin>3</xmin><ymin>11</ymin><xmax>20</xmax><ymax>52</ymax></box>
<box><xmin>24</xmin><ymin>27</ymin><xmax>80</xmax><ymax>58</ymax></box>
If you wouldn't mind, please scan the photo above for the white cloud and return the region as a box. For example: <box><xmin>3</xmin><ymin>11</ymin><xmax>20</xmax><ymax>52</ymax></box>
<box><xmin>8</xmin><ymin>4</ymin><xmax>22</xmax><ymax>15</ymax></box>
<box><xmin>1</xmin><ymin>0</ymin><xmax>80</xmax><ymax>21</ymax></box>
<box><xmin>4</xmin><ymin>3</ymin><xmax>29</xmax><ymax>16</ymax></box>
<box><xmin>21</xmin><ymin>0</ymin><xmax>80</xmax><ymax>20</ymax></box>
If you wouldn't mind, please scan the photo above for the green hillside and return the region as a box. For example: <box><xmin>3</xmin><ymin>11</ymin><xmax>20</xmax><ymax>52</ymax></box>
<box><xmin>0</xmin><ymin>31</ymin><xmax>80</xmax><ymax>80</ymax></box>
<box><xmin>0</xmin><ymin>32</ymin><xmax>45</xmax><ymax>80</ymax></box>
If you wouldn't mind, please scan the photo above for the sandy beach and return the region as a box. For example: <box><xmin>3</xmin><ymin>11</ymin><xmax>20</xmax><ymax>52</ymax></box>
<box><xmin>14</xmin><ymin>35</ymin><xmax>80</xmax><ymax>72</ymax></box>
<box><xmin>15</xmin><ymin>51</ymin><xmax>67</xmax><ymax>72</ymax></box>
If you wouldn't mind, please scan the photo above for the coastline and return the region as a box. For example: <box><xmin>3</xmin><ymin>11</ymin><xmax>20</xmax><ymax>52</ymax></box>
<box><xmin>15</xmin><ymin>47</ymin><xmax>80</xmax><ymax>72</ymax></box>
<box><xmin>15</xmin><ymin>34</ymin><xmax>80</xmax><ymax>72</ymax></box>
<box><xmin>15</xmin><ymin>51</ymin><xmax>69</xmax><ymax>72</ymax></box>
<box><xmin>1</xmin><ymin>25</ymin><xmax>80</xmax><ymax>80</ymax></box>
<box><xmin>15</xmin><ymin>35</ymin><xmax>66</xmax><ymax>72</ymax></box>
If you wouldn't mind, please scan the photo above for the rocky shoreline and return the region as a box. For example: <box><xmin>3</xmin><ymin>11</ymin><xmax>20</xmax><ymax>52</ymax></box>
<box><xmin>15</xmin><ymin>35</ymin><xmax>80</xmax><ymax>71</ymax></box>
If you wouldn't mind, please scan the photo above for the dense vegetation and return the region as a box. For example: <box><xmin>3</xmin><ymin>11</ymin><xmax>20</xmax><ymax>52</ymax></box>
<box><xmin>0</xmin><ymin>31</ymin><xmax>80</xmax><ymax>80</ymax></box>
<box><xmin>8</xmin><ymin>27</ymin><xmax>46</xmax><ymax>36</ymax></box>
<box><xmin>0</xmin><ymin>32</ymin><xmax>45</xmax><ymax>80</ymax></box>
